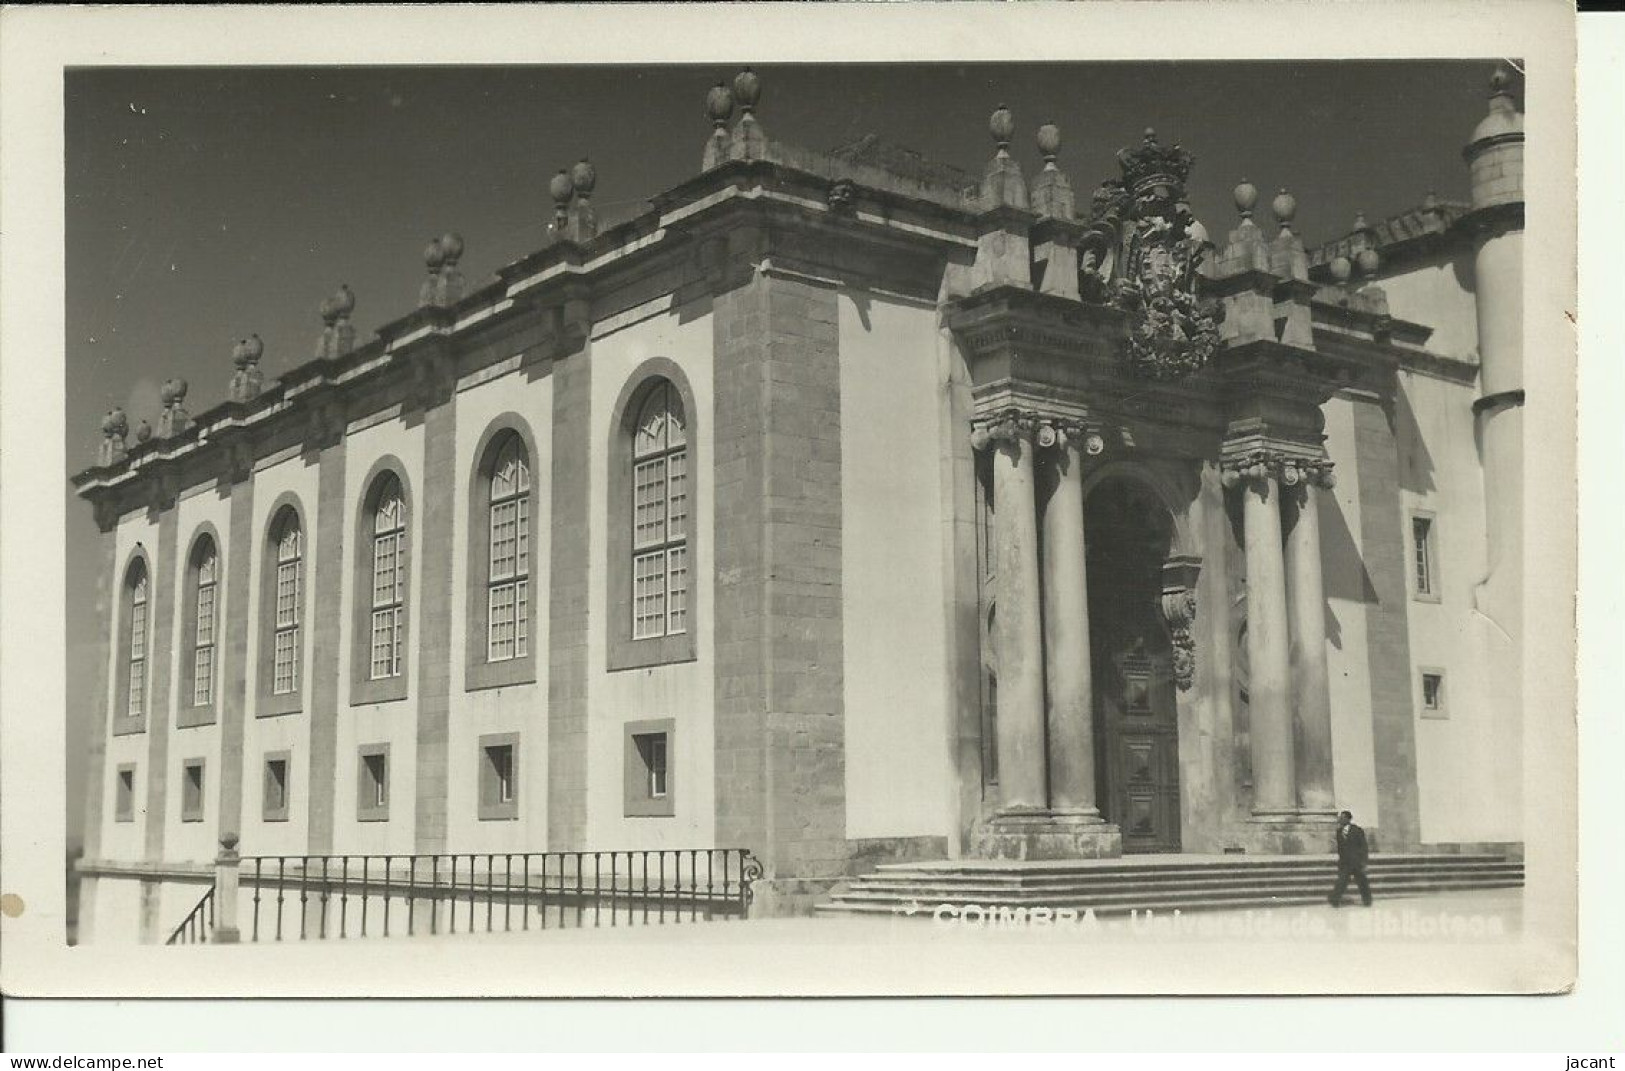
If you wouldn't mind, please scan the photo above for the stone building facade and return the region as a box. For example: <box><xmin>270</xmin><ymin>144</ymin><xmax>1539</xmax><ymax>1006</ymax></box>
<box><xmin>72</xmin><ymin>66</ymin><xmax>1525</xmax><ymax>940</ymax></box>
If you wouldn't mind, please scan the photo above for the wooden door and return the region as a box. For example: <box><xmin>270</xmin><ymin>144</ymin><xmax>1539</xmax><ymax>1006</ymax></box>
<box><xmin>1100</xmin><ymin>652</ymin><xmax>1182</xmax><ymax>853</ymax></box>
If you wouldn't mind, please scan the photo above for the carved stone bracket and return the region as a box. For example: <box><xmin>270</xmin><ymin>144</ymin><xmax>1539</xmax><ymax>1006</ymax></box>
<box><xmin>407</xmin><ymin>345</ymin><xmax>458</xmax><ymax>411</ymax></box>
<box><xmin>303</xmin><ymin>393</ymin><xmax>348</xmax><ymax>453</ymax></box>
<box><xmin>221</xmin><ymin>435</ymin><xmax>256</xmax><ymax>485</ymax></box>
<box><xmin>1160</xmin><ymin>554</ymin><xmax>1202</xmax><ymax>691</ymax></box>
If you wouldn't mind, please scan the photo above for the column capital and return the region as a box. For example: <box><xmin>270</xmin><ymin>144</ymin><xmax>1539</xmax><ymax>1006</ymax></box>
<box><xmin>969</xmin><ymin>408</ymin><xmax>1039</xmax><ymax>451</ymax></box>
<box><xmin>972</xmin><ymin>410</ymin><xmax>1113</xmax><ymax>459</ymax></box>
<box><xmin>1219</xmin><ymin>447</ymin><xmax>1334</xmax><ymax>491</ymax></box>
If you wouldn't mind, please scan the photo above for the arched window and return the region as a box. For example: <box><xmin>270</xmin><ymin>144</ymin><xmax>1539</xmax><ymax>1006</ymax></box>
<box><xmin>631</xmin><ymin>380</ymin><xmax>689</xmax><ymax>640</ymax></box>
<box><xmin>190</xmin><ymin>539</ymin><xmax>218</xmax><ymax>706</ymax></box>
<box><xmin>271</xmin><ymin>513</ymin><xmax>303</xmax><ymax>695</ymax></box>
<box><xmin>126</xmin><ymin>564</ymin><xmax>149</xmax><ymax>717</ymax></box>
<box><xmin>369</xmin><ymin>474</ymin><xmax>407</xmax><ymax>681</ymax></box>
<box><xmin>486</xmin><ymin>434</ymin><xmax>530</xmax><ymax>662</ymax></box>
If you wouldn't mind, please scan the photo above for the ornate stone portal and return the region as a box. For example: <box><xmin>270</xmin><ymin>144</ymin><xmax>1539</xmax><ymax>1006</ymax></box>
<box><xmin>950</xmin><ymin>113</ymin><xmax>1362</xmax><ymax>859</ymax></box>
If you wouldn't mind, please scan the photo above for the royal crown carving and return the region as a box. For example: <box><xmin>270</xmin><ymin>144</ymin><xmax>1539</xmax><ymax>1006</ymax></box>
<box><xmin>1080</xmin><ymin>129</ymin><xmax>1224</xmax><ymax>382</ymax></box>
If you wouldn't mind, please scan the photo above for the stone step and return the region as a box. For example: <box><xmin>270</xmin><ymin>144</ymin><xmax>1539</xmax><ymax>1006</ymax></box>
<box><xmin>856</xmin><ymin>862</ymin><xmax>1521</xmax><ymax>890</ymax></box>
<box><xmin>825</xmin><ymin>875</ymin><xmax>1521</xmax><ymax>909</ymax></box>
<box><xmin>869</xmin><ymin>854</ymin><xmax>1513</xmax><ymax>880</ymax></box>
<box><xmin>845</xmin><ymin>877</ymin><xmax>1527</xmax><ymax>903</ymax></box>
<box><xmin>817</xmin><ymin>880</ymin><xmax>1520</xmax><ymax>918</ymax></box>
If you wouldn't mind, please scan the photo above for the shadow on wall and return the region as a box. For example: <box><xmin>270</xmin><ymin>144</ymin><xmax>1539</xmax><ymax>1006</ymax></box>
<box><xmin>1392</xmin><ymin>383</ymin><xmax>1438</xmax><ymax>496</ymax></box>
<box><xmin>1317</xmin><ymin>485</ymin><xmax>1377</xmax><ymax>653</ymax></box>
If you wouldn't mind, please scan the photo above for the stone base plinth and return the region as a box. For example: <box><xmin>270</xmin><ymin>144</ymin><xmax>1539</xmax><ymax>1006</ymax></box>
<box><xmin>972</xmin><ymin>812</ymin><xmax>1123</xmax><ymax>861</ymax></box>
<box><xmin>1228</xmin><ymin>812</ymin><xmax>1339</xmax><ymax>855</ymax></box>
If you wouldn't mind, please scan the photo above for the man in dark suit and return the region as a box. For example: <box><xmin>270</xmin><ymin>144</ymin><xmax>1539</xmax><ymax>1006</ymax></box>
<box><xmin>1329</xmin><ymin>810</ymin><xmax>1373</xmax><ymax>907</ymax></box>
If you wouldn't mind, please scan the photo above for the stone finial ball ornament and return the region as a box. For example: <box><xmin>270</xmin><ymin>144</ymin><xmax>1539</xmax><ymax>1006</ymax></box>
<box><xmin>160</xmin><ymin>378</ymin><xmax>188</xmax><ymax>407</ymax></box>
<box><xmin>570</xmin><ymin>159</ymin><xmax>596</xmax><ymax>197</ymax></box>
<box><xmin>244</xmin><ymin>334</ymin><xmax>264</xmax><ymax>361</ymax></box>
<box><xmin>423</xmin><ymin>237</ymin><xmax>445</xmax><ymax>270</ymax></box>
<box><xmin>233</xmin><ymin>338</ymin><xmax>251</xmax><ymax>367</ymax></box>
<box><xmin>1330</xmin><ymin>255</ymin><xmax>1353</xmax><ymax>284</ymax></box>
<box><xmin>103</xmin><ymin>408</ymin><xmax>127</xmax><ymax>437</ymax></box>
<box><xmin>135</xmin><ymin>420</ymin><xmax>153</xmax><ymax>443</ymax></box>
<box><xmin>1272</xmin><ymin>188</ymin><xmax>1297</xmax><ymax>226</ymax></box>
<box><xmin>549</xmin><ymin>169</ymin><xmax>575</xmax><ymax>205</ymax></box>
<box><xmin>439</xmin><ymin>232</ymin><xmax>464</xmax><ymax>264</ymax></box>
<box><xmin>706</xmin><ymin>81</ymin><xmax>735</xmax><ymax>124</ymax></box>
<box><xmin>1233</xmin><ymin>179</ymin><xmax>1259</xmax><ymax>217</ymax></box>
<box><xmin>989</xmin><ymin>104</ymin><xmax>1014</xmax><ymax>146</ymax></box>
<box><xmin>333</xmin><ymin>284</ymin><xmax>355</xmax><ymax>317</ymax></box>
<box><xmin>1356</xmin><ymin>246</ymin><xmax>1381</xmax><ymax>277</ymax></box>
<box><xmin>319</xmin><ymin>295</ymin><xmax>340</xmax><ymax>326</ymax></box>
<box><xmin>1036</xmin><ymin>122</ymin><xmax>1061</xmax><ymax>160</ymax></box>
<box><xmin>733</xmin><ymin>68</ymin><xmax>761</xmax><ymax>111</ymax></box>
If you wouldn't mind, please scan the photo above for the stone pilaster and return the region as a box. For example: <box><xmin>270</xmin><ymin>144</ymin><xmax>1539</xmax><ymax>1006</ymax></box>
<box><xmin>304</xmin><ymin>439</ymin><xmax>347</xmax><ymax>856</ymax></box>
<box><xmin>138</xmin><ymin>507</ymin><xmax>178</xmax><ymax>942</ymax></box>
<box><xmin>215</xmin><ymin>477</ymin><xmax>255</xmax><ymax>839</ymax></box>
<box><xmin>413</xmin><ymin>397</ymin><xmax>457</xmax><ymax>854</ymax></box>
<box><xmin>712</xmin><ymin>270</ymin><xmax>847</xmax><ymax>913</ymax></box>
<box><xmin>547</xmin><ymin>348</ymin><xmax>592</xmax><ymax>851</ymax></box>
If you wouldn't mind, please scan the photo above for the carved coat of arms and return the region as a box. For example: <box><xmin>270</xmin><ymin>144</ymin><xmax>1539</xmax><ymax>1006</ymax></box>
<box><xmin>1079</xmin><ymin>130</ymin><xmax>1224</xmax><ymax>381</ymax></box>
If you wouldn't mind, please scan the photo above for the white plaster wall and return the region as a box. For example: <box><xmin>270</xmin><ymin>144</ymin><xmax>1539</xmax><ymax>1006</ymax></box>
<box><xmin>1395</xmin><ymin>370</ymin><xmax>1514</xmax><ymax>842</ymax></box>
<box><xmin>163</xmin><ymin>483</ymin><xmax>233</xmax><ymax>864</ymax></box>
<box><xmin>239</xmin><ymin>452</ymin><xmax>320</xmax><ymax>858</ymax></box>
<box><xmin>1319</xmin><ymin>395</ymin><xmax>1381</xmax><ymax>825</ymax></box>
<box><xmin>98</xmin><ymin>510</ymin><xmax>162</xmax><ymax>863</ymax></box>
<box><xmin>446</xmin><ymin>364</ymin><xmax>553</xmax><ymax>856</ymax></box>
<box><xmin>335</xmin><ymin>414</ymin><xmax>425</xmax><ymax>856</ymax></box>
<box><xmin>158</xmin><ymin>877</ymin><xmax>215</xmax><ymax>941</ymax></box>
<box><xmin>837</xmin><ymin>290</ymin><xmax>953</xmax><ymax>841</ymax></box>
<box><xmin>87</xmin><ymin>875</ymin><xmax>142</xmax><ymax>945</ymax></box>
<box><xmin>1378</xmin><ymin>253</ymin><xmax>1482</xmax><ymax>364</ymax></box>
<box><xmin>585</xmin><ymin>298</ymin><xmax>717</xmax><ymax>850</ymax></box>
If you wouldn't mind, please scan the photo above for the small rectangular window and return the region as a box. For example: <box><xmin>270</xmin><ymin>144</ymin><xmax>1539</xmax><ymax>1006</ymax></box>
<box><xmin>639</xmin><ymin>734</ymin><xmax>668</xmax><ymax>798</ymax></box>
<box><xmin>1420</xmin><ymin>670</ymin><xmax>1447</xmax><ymax>718</ymax></box>
<box><xmin>477</xmin><ymin>733</ymin><xmax>520</xmax><ymax>821</ymax></box>
<box><xmin>263</xmin><ymin>753</ymin><xmax>291</xmax><ymax>822</ymax></box>
<box><xmin>357</xmin><ymin>745</ymin><xmax>390</xmax><ymax>822</ymax></box>
<box><xmin>115</xmin><ymin>764</ymin><xmax>136</xmax><ymax>823</ymax></box>
<box><xmin>181</xmin><ymin>759</ymin><xmax>205</xmax><ymax>823</ymax></box>
<box><xmin>1412</xmin><ymin>515</ymin><xmax>1437</xmax><ymax>599</ymax></box>
<box><xmin>624</xmin><ymin>719</ymin><xmax>675</xmax><ymax>817</ymax></box>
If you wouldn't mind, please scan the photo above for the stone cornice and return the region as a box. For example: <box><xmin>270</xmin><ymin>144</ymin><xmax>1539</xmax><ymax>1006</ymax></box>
<box><xmin>73</xmin><ymin>153</ymin><xmax>991</xmax><ymax>527</ymax></box>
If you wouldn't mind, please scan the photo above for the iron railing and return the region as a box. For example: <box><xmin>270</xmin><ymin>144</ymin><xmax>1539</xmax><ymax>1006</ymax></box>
<box><xmin>241</xmin><ymin>849</ymin><xmax>762</xmax><ymax>941</ymax></box>
<box><xmin>165</xmin><ymin>886</ymin><xmax>216</xmax><ymax>945</ymax></box>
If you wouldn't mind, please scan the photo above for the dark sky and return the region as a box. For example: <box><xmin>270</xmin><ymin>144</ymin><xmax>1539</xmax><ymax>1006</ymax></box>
<box><xmin>62</xmin><ymin>60</ymin><xmax>1501</xmax><ymax>844</ymax></box>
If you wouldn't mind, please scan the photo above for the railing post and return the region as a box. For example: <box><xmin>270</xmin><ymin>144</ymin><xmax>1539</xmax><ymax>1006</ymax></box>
<box><xmin>214</xmin><ymin>832</ymin><xmax>242</xmax><ymax>944</ymax></box>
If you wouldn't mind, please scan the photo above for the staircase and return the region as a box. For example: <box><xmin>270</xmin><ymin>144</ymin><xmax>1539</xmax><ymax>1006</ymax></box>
<box><xmin>817</xmin><ymin>853</ymin><xmax>1522</xmax><ymax>918</ymax></box>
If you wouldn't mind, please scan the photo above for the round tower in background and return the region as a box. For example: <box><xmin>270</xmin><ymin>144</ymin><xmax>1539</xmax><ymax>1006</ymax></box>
<box><xmin>1463</xmin><ymin>64</ymin><xmax>1524</xmax><ymax>639</ymax></box>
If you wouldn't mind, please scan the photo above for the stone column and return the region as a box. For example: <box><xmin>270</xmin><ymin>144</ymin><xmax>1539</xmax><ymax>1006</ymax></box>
<box><xmin>986</xmin><ymin>417</ymin><xmax>1047</xmax><ymax>813</ymax></box>
<box><xmin>1241</xmin><ymin>472</ymin><xmax>1295</xmax><ymax>813</ymax></box>
<box><xmin>1285</xmin><ymin>476</ymin><xmax>1335</xmax><ymax>811</ymax></box>
<box><xmin>1040</xmin><ymin>427</ymin><xmax>1099</xmax><ymax>816</ymax></box>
